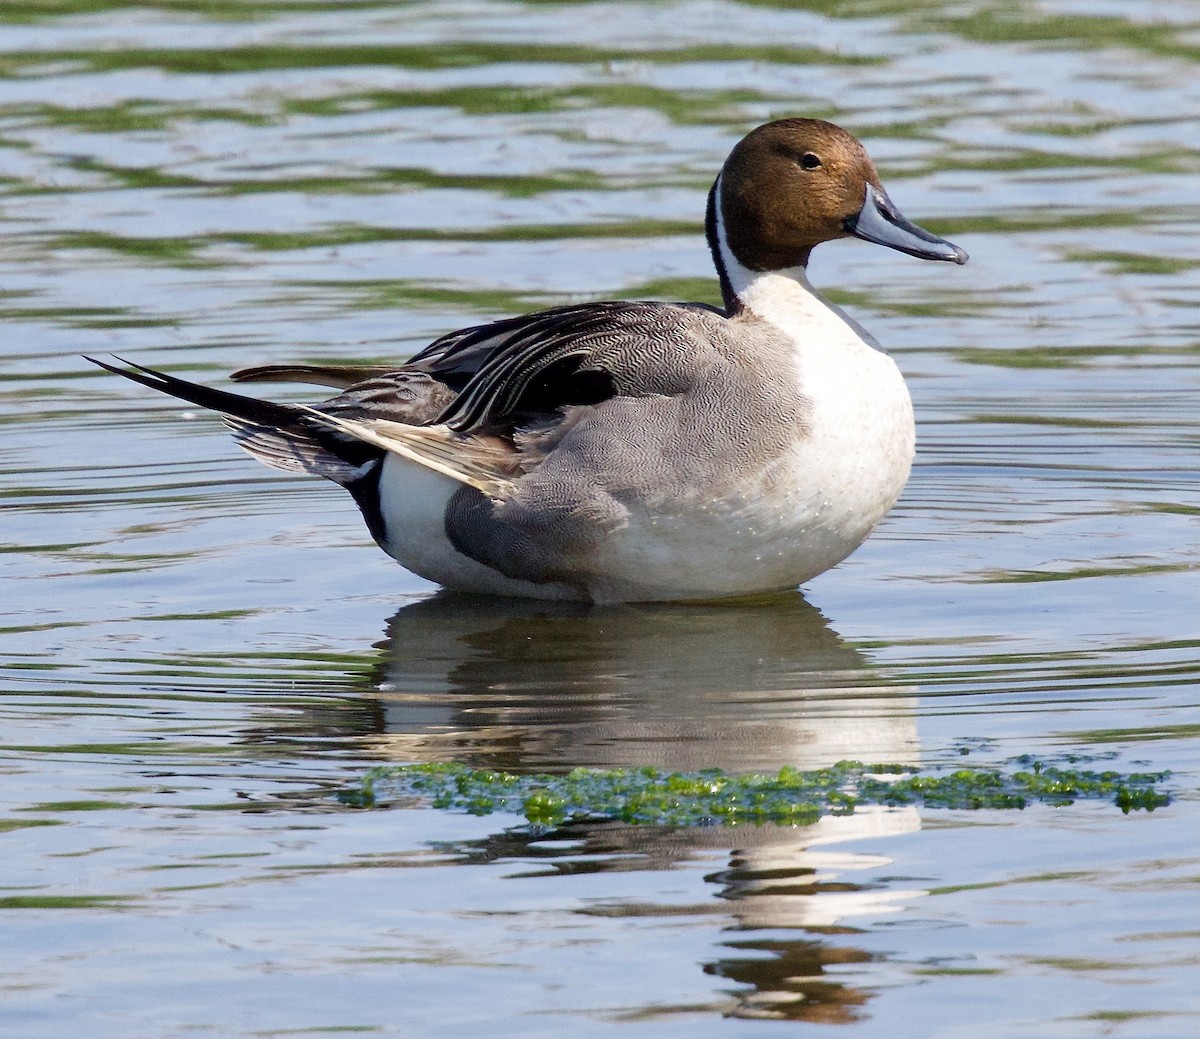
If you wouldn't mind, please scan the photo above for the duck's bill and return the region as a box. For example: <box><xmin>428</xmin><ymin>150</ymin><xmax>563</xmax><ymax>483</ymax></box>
<box><xmin>845</xmin><ymin>183</ymin><xmax>967</xmax><ymax>264</ymax></box>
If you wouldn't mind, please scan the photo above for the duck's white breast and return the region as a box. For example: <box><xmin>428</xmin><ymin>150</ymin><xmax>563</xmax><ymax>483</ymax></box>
<box><xmin>582</xmin><ymin>272</ymin><xmax>914</xmax><ymax>602</ymax></box>
<box><xmin>747</xmin><ymin>270</ymin><xmax>915</xmax><ymax>546</ymax></box>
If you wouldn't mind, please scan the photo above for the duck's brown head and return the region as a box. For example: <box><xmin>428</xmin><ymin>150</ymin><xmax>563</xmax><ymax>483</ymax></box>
<box><xmin>711</xmin><ymin>118</ymin><xmax>967</xmax><ymax>278</ymax></box>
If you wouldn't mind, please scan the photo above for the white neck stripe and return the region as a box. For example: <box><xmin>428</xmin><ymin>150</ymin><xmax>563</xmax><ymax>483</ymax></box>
<box><xmin>713</xmin><ymin>175</ymin><xmax>813</xmax><ymax>313</ymax></box>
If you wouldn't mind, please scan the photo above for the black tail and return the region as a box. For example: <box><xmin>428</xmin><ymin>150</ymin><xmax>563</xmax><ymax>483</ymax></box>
<box><xmin>86</xmin><ymin>356</ymin><xmax>382</xmax><ymax>485</ymax></box>
<box><xmin>86</xmin><ymin>355</ymin><xmax>304</xmax><ymax>428</ymax></box>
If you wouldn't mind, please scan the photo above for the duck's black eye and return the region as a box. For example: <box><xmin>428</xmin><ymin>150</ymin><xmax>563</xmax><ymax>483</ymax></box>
<box><xmin>799</xmin><ymin>152</ymin><xmax>822</xmax><ymax>171</ymax></box>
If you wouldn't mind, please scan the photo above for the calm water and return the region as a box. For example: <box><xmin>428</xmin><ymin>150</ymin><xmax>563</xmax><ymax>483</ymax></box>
<box><xmin>2</xmin><ymin>1</ymin><xmax>1198</xmax><ymax>1036</ymax></box>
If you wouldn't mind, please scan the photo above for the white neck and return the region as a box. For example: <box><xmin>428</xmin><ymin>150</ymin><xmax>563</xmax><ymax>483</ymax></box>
<box><xmin>712</xmin><ymin>175</ymin><xmax>876</xmax><ymax>349</ymax></box>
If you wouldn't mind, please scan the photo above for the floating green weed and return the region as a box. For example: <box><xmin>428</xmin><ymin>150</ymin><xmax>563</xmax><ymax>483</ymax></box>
<box><xmin>341</xmin><ymin>758</ymin><xmax>1169</xmax><ymax>827</ymax></box>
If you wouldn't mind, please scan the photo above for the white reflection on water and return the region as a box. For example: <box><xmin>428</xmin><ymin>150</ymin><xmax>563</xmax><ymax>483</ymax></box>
<box><xmin>370</xmin><ymin>594</ymin><xmax>920</xmax><ymax>774</ymax></box>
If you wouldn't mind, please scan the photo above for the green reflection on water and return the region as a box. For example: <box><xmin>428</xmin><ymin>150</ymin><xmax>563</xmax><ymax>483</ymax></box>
<box><xmin>4</xmin><ymin>741</ymin><xmax>244</xmax><ymax>755</ymax></box>
<box><xmin>1028</xmin><ymin>956</ymin><xmax>1145</xmax><ymax>972</ymax></box>
<box><xmin>286</xmin><ymin>84</ymin><xmax>784</xmax><ymax>125</ymax></box>
<box><xmin>975</xmin><ymin>562</ymin><xmax>1194</xmax><ymax>584</ymax></box>
<box><xmin>953</xmin><ymin>344</ymin><xmax>1175</xmax><ymax>368</ymax></box>
<box><xmin>828</xmin><ymin>287</ymin><xmax>997</xmax><ymax>320</ymax></box>
<box><xmin>287</xmin><ymin>276</ymin><xmax>726</xmax><ymax>315</ymax></box>
<box><xmin>704</xmin><ymin>0</ymin><xmax>1200</xmax><ymax>60</ymax></box>
<box><xmin>0</xmin><ymin>41</ymin><xmax>876</xmax><ymax>78</ymax></box>
<box><xmin>947</xmin><ymin>150</ymin><xmax>1196</xmax><ymax>176</ymax></box>
<box><xmin>947</xmin><ymin>208</ymin><xmax>1182</xmax><ymax>235</ymax></box>
<box><xmin>930</xmin><ymin>870</ymin><xmax>1092</xmax><ymax>895</ymax></box>
<box><xmin>20</xmin><ymin>800</ymin><xmax>134</xmax><ymax>812</ymax></box>
<box><xmin>0</xmin><ymin>0</ymin><xmax>386</xmax><ymax>21</ymax></box>
<box><xmin>7</xmin><ymin>103</ymin><xmax>273</xmax><ymax>134</ymax></box>
<box><xmin>619</xmin><ymin>277</ymin><xmax>723</xmax><ymax>307</ymax></box>
<box><xmin>0</xmin><ymin>894</ymin><xmax>135</xmax><ymax>909</ymax></box>
<box><xmin>1067</xmin><ymin>723</ymin><xmax>1200</xmax><ymax>745</ymax></box>
<box><xmin>1079</xmin><ymin>1011</ymin><xmax>1195</xmax><ymax>1025</ymax></box>
<box><xmin>0</xmin><ymin>819</ymin><xmax>62</xmax><ymax>833</ymax></box>
<box><xmin>918</xmin><ymin>8</ymin><xmax>1200</xmax><ymax>61</ymax></box>
<box><xmin>37</xmin><ymin>220</ymin><xmax>703</xmax><ymax>264</ymax></box>
<box><xmin>285</xmin><ymin>280</ymin><xmax>552</xmax><ymax>317</ymax></box>
<box><xmin>42</xmin><ymin>231</ymin><xmax>215</xmax><ymax>268</ymax></box>
<box><xmin>1064</xmin><ymin>251</ymin><xmax>1200</xmax><ymax>277</ymax></box>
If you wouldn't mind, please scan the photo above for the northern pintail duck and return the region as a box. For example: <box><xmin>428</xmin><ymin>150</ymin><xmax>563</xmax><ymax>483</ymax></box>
<box><xmin>91</xmin><ymin>118</ymin><xmax>966</xmax><ymax>603</ymax></box>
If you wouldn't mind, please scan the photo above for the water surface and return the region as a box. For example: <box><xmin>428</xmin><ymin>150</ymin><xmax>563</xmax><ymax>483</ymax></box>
<box><xmin>1</xmin><ymin>2</ymin><xmax>1197</xmax><ymax>1037</ymax></box>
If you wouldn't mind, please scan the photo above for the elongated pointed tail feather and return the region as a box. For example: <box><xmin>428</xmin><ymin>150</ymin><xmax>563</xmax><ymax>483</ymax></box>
<box><xmin>86</xmin><ymin>355</ymin><xmax>302</xmax><ymax>429</ymax></box>
<box><xmin>86</xmin><ymin>356</ymin><xmax>514</xmax><ymax>496</ymax></box>
<box><xmin>86</xmin><ymin>355</ymin><xmax>385</xmax><ymax>484</ymax></box>
<box><xmin>231</xmin><ymin>363</ymin><xmax>402</xmax><ymax>389</ymax></box>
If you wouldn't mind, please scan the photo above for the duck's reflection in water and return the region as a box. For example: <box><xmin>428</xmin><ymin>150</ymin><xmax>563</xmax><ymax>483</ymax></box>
<box><xmin>369</xmin><ymin>592</ymin><xmax>925</xmax><ymax>1022</ymax></box>
<box><xmin>370</xmin><ymin>592</ymin><xmax>917</xmax><ymax>773</ymax></box>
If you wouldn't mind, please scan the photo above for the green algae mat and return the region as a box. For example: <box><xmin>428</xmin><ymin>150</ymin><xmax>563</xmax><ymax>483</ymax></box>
<box><xmin>342</xmin><ymin>758</ymin><xmax>1170</xmax><ymax>827</ymax></box>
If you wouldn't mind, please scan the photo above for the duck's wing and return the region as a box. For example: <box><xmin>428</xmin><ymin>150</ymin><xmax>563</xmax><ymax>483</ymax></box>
<box><xmin>229</xmin><ymin>297</ymin><xmax>722</xmax><ymax>425</ymax></box>
<box><xmin>410</xmin><ymin>299</ymin><xmax>726</xmax><ymax>433</ymax></box>
<box><xmin>244</xmin><ymin>299</ymin><xmax>722</xmax><ymax>494</ymax></box>
<box><xmin>89</xmin><ymin>300</ymin><xmax>727</xmax><ymax>497</ymax></box>
<box><xmin>268</xmin><ymin>299</ymin><xmax>728</xmax><ymax>495</ymax></box>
